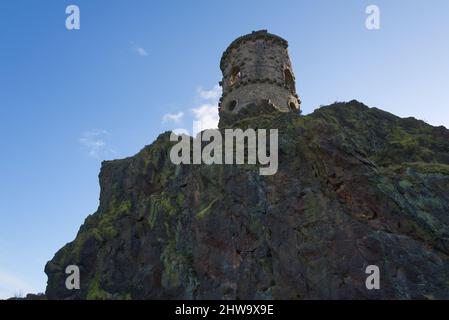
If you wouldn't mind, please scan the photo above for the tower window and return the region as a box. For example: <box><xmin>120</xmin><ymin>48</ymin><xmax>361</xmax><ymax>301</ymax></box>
<box><xmin>228</xmin><ymin>100</ymin><xmax>237</xmax><ymax>111</ymax></box>
<box><xmin>284</xmin><ymin>68</ymin><xmax>295</xmax><ymax>91</ymax></box>
<box><xmin>289</xmin><ymin>101</ymin><xmax>297</xmax><ymax>111</ymax></box>
<box><xmin>229</xmin><ymin>66</ymin><xmax>241</xmax><ymax>86</ymax></box>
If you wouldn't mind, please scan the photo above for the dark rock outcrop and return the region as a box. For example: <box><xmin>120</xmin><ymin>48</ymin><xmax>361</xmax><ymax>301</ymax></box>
<box><xmin>7</xmin><ymin>293</ymin><xmax>47</xmax><ymax>300</ymax></box>
<box><xmin>45</xmin><ymin>101</ymin><xmax>449</xmax><ymax>299</ymax></box>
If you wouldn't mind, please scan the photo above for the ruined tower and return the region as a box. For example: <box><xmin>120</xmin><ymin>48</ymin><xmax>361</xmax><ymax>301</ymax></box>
<box><xmin>219</xmin><ymin>30</ymin><xmax>301</xmax><ymax>115</ymax></box>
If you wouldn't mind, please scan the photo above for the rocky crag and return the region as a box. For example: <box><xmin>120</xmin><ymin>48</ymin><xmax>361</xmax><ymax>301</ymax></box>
<box><xmin>45</xmin><ymin>100</ymin><xmax>449</xmax><ymax>299</ymax></box>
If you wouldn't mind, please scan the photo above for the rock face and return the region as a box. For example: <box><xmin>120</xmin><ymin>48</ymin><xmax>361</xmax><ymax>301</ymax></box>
<box><xmin>45</xmin><ymin>101</ymin><xmax>449</xmax><ymax>299</ymax></box>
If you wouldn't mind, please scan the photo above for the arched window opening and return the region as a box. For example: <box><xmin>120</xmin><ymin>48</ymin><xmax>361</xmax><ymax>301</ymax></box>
<box><xmin>229</xmin><ymin>66</ymin><xmax>241</xmax><ymax>86</ymax></box>
<box><xmin>284</xmin><ymin>68</ymin><xmax>295</xmax><ymax>91</ymax></box>
<box><xmin>228</xmin><ymin>100</ymin><xmax>237</xmax><ymax>112</ymax></box>
<box><xmin>289</xmin><ymin>101</ymin><xmax>297</xmax><ymax>111</ymax></box>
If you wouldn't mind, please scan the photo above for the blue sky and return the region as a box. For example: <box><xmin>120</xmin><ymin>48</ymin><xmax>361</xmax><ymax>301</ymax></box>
<box><xmin>0</xmin><ymin>0</ymin><xmax>448</xmax><ymax>298</ymax></box>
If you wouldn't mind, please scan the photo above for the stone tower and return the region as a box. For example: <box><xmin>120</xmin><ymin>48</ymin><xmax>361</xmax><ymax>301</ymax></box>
<box><xmin>219</xmin><ymin>30</ymin><xmax>301</xmax><ymax>115</ymax></box>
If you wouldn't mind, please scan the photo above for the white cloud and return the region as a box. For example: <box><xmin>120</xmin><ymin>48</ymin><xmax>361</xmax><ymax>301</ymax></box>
<box><xmin>164</xmin><ymin>85</ymin><xmax>221</xmax><ymax>136</ymax></box>
<box><xmin>130</xmin><ymin>42</ymin><xmax>148</xmax><ymax>57</ymax></box>
<box><xmin>79</xmin><ymin>129</ymin><xmax>115</xmax><ymax>159</ymax></box>
<box><xmin>162</xmin><ymin>112</ymin><xmax>184</xmax><ymax>124</ymax></box>
<box><xmin>197</xmin><ymin>84</ymin><xmax>222</xmax><ymax>101</ymax></box>
<box><xmin>172</xmin><ymin>128</ymin><xmax>190</xmax><ymax>136</ymax></box>
<box><xmin>191</xmin><ymin>103</ymin><xmax>219</xmax><ymax>135</ymax></box>
<box><xmin>0</xmin><ymin>270</ymin><xmax>36</xmax><ymax>299</ymax></box>
<box><xmin>136</xmin><ymin>47</ymin><xmax>148</xmax><ymax>57</ymax></box>
<box><xmin>189</xmin><ymin>84</ymin><xmax>221</xmax><ymax>135</ymax></box>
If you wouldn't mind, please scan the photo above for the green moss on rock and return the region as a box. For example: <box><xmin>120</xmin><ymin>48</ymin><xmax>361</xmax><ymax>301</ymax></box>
<box><xmin>45</xmin><ymin>101</ymin><xmax>449</xmax><ymax>300</ymax></box>
<box><xmin>86</xmin><ymin>276</ymin><xmax>111</xmax><ymax>300</ymax></box>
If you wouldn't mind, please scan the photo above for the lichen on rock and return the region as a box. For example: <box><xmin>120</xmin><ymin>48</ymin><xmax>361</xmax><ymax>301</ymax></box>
<box><xmin>45</xmin><ymin>100</ymin><xmax>449</xmax><ymax>299</ymax></box>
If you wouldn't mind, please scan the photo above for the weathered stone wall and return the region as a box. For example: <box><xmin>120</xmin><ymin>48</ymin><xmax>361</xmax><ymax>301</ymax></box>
<box><xmin>219</xmin><ymin>30</ymin><xmax>300</xmax><ymax>114</ymax></box>
<box><xmin>220</xmin><ymin>83</ymin><xmax>296</xmax><ymax>113</ymax></box>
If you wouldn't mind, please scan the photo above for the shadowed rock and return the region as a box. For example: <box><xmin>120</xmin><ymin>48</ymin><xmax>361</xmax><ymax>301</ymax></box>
<box><xmin>45</xmin><ymin>100</ymin><xmax>449</xmax><ymax>299</ymax></box>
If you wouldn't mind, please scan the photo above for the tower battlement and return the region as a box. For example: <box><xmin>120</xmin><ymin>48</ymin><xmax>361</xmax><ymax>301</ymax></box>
<box><xmin>219</xmin><ymin>30</ymin><xmax>301</xmax><ymax>115</ymax></box>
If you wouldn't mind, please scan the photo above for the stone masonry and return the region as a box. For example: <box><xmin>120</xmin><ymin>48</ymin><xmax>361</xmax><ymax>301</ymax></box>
<box><xmin>219</xmin><ymin>30</ymin><xmax>301</xmax><ymax>115</ymax></box>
